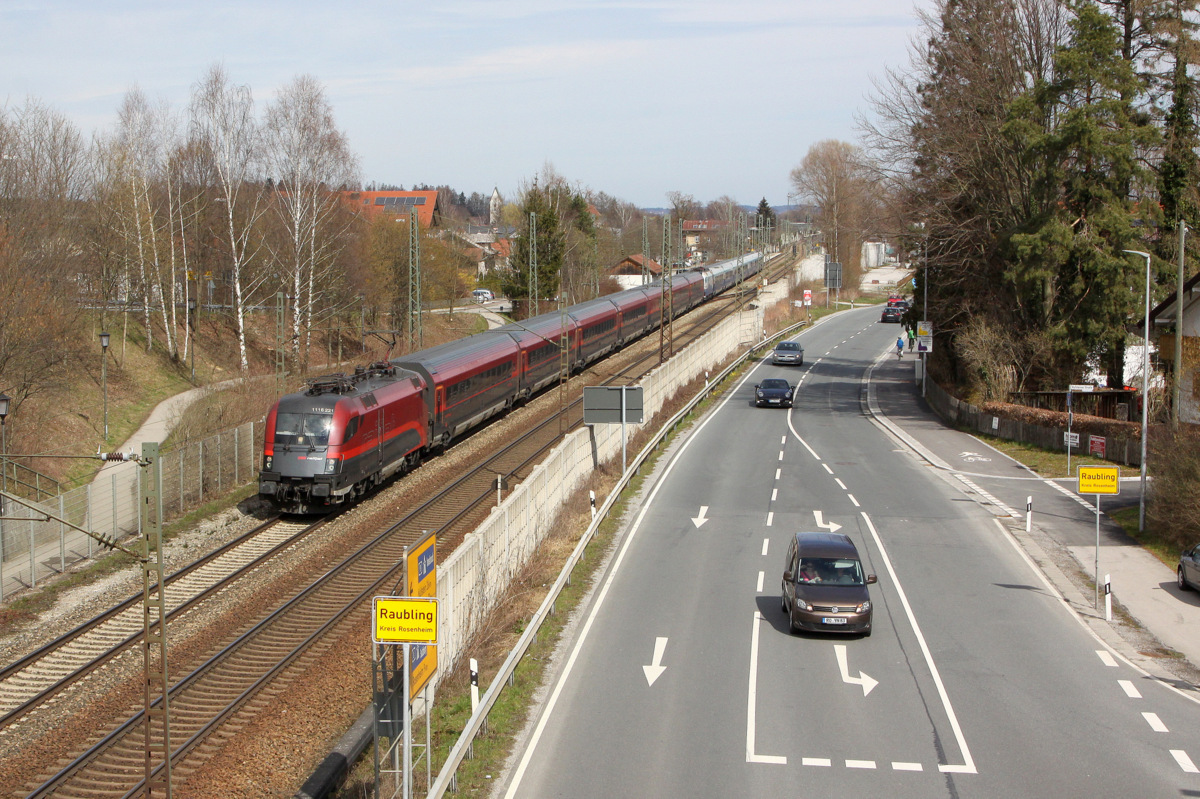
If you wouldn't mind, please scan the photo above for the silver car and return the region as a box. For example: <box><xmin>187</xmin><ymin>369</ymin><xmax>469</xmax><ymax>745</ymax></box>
<box><xmin>772</xmin><ymin>340</ymin><xmax>804</xmax><ymax>366</ymax></box>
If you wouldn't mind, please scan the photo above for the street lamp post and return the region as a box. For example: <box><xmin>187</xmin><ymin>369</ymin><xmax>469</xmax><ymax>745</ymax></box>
<box><xmin>1123</xmin><ymin>250</ymin><xmax>1152</xmax><ymax>533</ymax></box>
<box><xmin>99</xmin><ymin>332</ymin><xmax>110</xmax><ymax>441</ymax></box>
<box><xmin>0</xmin><ymin>392</ymin><xmax>8</xmax><ymax>556</ymax></box>
<box><xmin>187</xmin><ymin>299</ymin><xmax>197</xmax><ymax>383</ymax></box>
<box><xmin>0</xmin><ymin>392</ymin><xmax>9</xmax><ymax>494</ymax></box>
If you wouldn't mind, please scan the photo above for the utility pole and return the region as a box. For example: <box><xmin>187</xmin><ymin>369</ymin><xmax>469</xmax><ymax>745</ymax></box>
<box><xmin>642</xmin><ymin>217</ymin><xmax>650</xmax><ymax>285</ymax></box>
<box><xmin>408</xmin><ymin>211</ymin><xmax>422</xmax><ymax>351</ymax></box>
<box><xmin>1175</xmin><ymin>220</ymin><xmax>1186</xmax><ymax>428</ymax></box>
<box><xmin>660</xmin><ymin>217</ymin><xmax>674</xmax><ymax>363</ymax></box>
<box><xmin>275</xmin><ymin>292</ymin><xmax>287</xmax><ymax>396</ymax></box>
<box><xmin>528</xmin><ymin>211</ymin><xmax>539</xmax><ymax>317</ymax></box>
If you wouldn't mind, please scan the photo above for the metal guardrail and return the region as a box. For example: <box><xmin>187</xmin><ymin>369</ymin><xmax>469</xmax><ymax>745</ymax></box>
<box><xmin>428</xmin><ymin>316</ymin><xmax>809</xmax><ymax>796</ymax></box>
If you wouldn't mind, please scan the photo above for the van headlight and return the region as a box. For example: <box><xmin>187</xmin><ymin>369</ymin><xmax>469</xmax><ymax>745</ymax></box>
<box><xmin>857</xmin><ymin>601</ymin><xmax>871</xmax><ymax>613</ymax></box>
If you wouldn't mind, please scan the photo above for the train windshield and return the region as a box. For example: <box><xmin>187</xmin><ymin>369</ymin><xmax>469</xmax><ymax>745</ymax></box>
<box><xmin>274</xmin><ymin>413</ymin><xmax>333</xmax><ymax>447</ymax></box>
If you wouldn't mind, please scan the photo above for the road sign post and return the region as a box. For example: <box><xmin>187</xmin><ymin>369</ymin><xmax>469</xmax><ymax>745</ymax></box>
<box><xmin>583</xmin><ymin>386</ymin><xmax>644</xmax><ymax>475</ymax></box>
<box><xmin>1077</xmin><ymin>466</ymin><xmax>1120</xmax><ymax>609</ymax></box>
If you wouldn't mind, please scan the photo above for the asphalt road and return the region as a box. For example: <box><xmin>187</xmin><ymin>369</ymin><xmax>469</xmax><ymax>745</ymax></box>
<box><xmin>502</xmin><ymin>307</ymin><xmax>1200</xmax><ymax>798</ymax></box>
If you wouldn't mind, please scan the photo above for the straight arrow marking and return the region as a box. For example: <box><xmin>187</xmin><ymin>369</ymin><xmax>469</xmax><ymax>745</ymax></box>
<box><xmin>692</xmin><ymin>506</ymin><xmax>709</xmax><ymax>528</ymax></box>
<box><xmin>813</xmin><ymin>510</ymin><xmax>842</xmax><ymax>534</ymax></box>
<box><xmin>643</xmin><ymin>637</ymin><xmax>668</xmax><ymax>686</ymax></box>
<box><xmin>835</xmin><ymin>644</ymin><xmax>878</xmax><ymax>696</ymax></box>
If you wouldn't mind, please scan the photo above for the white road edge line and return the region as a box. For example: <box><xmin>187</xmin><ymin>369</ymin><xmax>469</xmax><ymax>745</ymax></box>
<box><xmin>503</xmin><ymin>355</ymin><xmax>766</xmax><ymax>796</ymax></box>
<box><xmin>747</xmin><ymin>611</ymin><xmax>787</xmax><ymax>764</ymax></box>
<box><xmin>861</xmin><ymin>511</ymin><xmax>977</xmax><ymax>774</ymax></box>
<box><xmin>1171</xmin><ymin>750</ymin><xmax>1199</xmax><ymax>773</ymax></box>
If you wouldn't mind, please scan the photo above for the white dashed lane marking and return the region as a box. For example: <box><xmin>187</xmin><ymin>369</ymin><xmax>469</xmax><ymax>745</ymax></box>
<box><xmin>802</xmin><ymin>758</ymin><xmax>831</xmax><ymax>767</ymax></box>
<box><xmin>1118</xmin><ymin>680</ymin><xmax>1141</xmax><ymax>699</ymax></box>
<box><xmin>1172</xmin><ymin>750</ymin><xmax>1199</xmax><ymax>773</ymax></box>
<box><xmin>835</xmin><ymin>478</ymin><xmax>847</xmax><ymax>491</ymax></box>
<box><xmin>822</xmin><ymin>463</ymin><xmax>834</xmax><ymax>475</ymax></box>
<box><xmin>771</xmin><ymin>488</ymin><xmax>778</xmax><ymax>502</ymax></box>
<box><xmin>892</xmin><ymin>762</ymin><xmax>923</xmax><ymax>772</ymax></box>
<box><xmin>756</xmin><ymin>571</ymin><xmax>764</xmax><ymax>592</ymax></box>
<box><xmin>778</xmin><ymin>451</ymin><xmax>784</xmax><ymax>461</ymax></box>
<box><xmin>846</xmin><ymin>760</ymin><xmax>876</xmax><ymax>769</ymax></box>
<box><xmin>848</xmin><ymin>494</ymin><xmax>860</xmax><ymax>507</ymax></box>
<box><xmin>775</xmin><ymin>468</ymin><xmax>781</xmax><ymax>480</ymax></box>
<box><xmin>781</xmin><ymin>435</ymin><xmax>787</xmax><ymax>445</ymax></box>
<box><xmin>761</xmin><ymin>538</ymin><xmax>769</xmax><ymax>556</ymax></box>
<box><xmin>1096</xmin><ymin>650</ymin><xmax>1118</xmax><ymax>668</ymax></box>
<box><xmin>766</xmin><ymin>512</ymin><xmax>774</xmax><ymax>527</ymax></box>
<box><xmin>1143</xmin><ymin>712</ymin><xmax>1169</xmax><ymax>733</ymax></box>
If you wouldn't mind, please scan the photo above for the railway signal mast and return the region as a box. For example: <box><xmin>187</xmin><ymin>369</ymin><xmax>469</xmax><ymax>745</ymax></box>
<box><xmin>660</xmin><ymin>217</ymin><xmax>674</xmax><ymax>363</ymax></box>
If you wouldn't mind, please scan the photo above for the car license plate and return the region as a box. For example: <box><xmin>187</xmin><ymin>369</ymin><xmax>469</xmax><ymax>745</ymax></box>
<box><xmin>822</xmin><ymin>617</ymin><xmax>847</xmax><ymax>625</ymax></box>
<box><xmin>770</xmin><ymin>399</ymin><xmax>779</xmax><ymax>404</ymax></box>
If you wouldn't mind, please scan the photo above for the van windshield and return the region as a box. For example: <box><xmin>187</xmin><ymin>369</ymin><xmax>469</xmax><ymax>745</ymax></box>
<box><xmin>797</xmin><ymin>557</ymin><xmax>865</xmax><ymax>585</ymax></box>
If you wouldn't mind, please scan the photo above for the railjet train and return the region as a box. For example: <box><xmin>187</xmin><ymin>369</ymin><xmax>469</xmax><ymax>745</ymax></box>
<box><xmin>258</xmin><ymin>253</ymin><xmax>764</xmax><ymax>513</ymax></box>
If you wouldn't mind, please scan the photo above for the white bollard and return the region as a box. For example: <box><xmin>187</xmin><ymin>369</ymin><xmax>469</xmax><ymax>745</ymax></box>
<box><xmin>589</xmin><ymin>490</ymin><xmax>596</xmax><ymax>520</ymax></box>
<box><xmin>470</xmin><ymin>658</ymin><xmax>480</xmax><ymax>713</ymax></box>
<box><xmin>1104</xmin><ymin>575</ymin><xmax>1112</xmax><ymax>622</ymax></box>
<box><xmin>1026</xmin><ymin>496</ymin><xmax>1032</xmax><ymax>533</ymax></box>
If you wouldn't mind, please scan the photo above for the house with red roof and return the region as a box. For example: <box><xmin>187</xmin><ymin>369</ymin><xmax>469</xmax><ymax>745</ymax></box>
<box><xmin>341</xmin><ymin>190</ymin><xmax>442</xmax><ymax>227</ymax></box>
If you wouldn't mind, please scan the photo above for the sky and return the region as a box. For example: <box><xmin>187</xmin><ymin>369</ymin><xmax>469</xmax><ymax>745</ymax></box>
<box><xmin>2</xmin><ymin>0</ymin><xmax>931</xmax><ymax>209</ymax></box>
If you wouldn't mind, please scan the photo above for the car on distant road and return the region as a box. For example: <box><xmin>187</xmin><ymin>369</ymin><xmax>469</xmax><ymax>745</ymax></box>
<box><xmin>754</xmin><ymin>378</ymin><xmax>794</xmax><ymax>408</ymax></box>
<box><xmin>772</xmin><ymin>340</ymin><xmax>804</xmax><ymax>366</ymax></box>
<box><xmin>880</xmin><ymin>305</ymin><xmax>903</xmax><ymax>323</ymax></box>
<box><xmin>472</xmin><ymin>289</ymin><xmax>494</xmax><ymax>303</ymax></box>
<box><xmin>1179</xmin><ymin>544</ymin><xmax>1200</xmax><ymax>591</ymax></box>
<box><xmin>782</xmin><ymin>532</ymin><xmax>876</xmax><ymax>636</ymax></box>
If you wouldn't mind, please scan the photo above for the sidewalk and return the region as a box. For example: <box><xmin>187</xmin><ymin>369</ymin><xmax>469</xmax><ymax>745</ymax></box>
<box><xmin>864</xmin><ymin>349</ymin><xmax>1200</xmax><ymax>680</ymax></box>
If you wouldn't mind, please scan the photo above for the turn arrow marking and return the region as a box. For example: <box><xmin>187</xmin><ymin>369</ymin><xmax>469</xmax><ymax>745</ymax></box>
<box><xmin>691</xmin><ymin>506</ymin><xmax>710</xmax><ymax>529</ymax></box>
<box><xmin>643</xmin><ymin>637</ymin><xmax>668</xmax><ymax>686</ymax></box>
<box><xmin>835</xmin><ymin>644</ymin><xmax>877</xmax><ymax>696</ymax></box>
<box><xmin>813</xmin><ymin>510</ymin><xmax>842</xmax><ymax>534</ymax></box>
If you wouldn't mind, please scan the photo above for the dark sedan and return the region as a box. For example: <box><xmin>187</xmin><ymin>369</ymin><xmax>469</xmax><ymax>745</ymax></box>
<box><xmin>880</xmin><ymin>306</ymin><xmax>903</xmax><ymax>323</ymax></box>
<box><xmin>754</xmin><ymin>378</ymin><xmax>794</xmax><ymax>408</ymax></box>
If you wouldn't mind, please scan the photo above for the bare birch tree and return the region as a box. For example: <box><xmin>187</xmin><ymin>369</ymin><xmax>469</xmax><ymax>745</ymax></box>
<box><xmin>190</xmin><ymin>64</ymin><xmax>267</xmax><ymax>372</ymax></box>
<box><xmin>263</xmin><ymin>74</ymin><xmax>358</xmax><ymax>367</ymax></box>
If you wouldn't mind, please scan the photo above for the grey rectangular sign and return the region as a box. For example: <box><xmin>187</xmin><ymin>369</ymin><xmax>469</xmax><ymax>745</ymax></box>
<box><xmin>583</xmin><ymin>386</ymin><xmax>644</xmax><ymax>424</ymax></box>
<box><xmin>825</xmin><ymin>260</ymin><xmax>844</xmax><ymax>287</ymax></box>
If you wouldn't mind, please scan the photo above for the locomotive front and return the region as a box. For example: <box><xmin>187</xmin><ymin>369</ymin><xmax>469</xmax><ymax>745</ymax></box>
<box><xmin>259</xmin><ymin>390</ymin><xmax>345</xmax><ymax>514</ymax></box>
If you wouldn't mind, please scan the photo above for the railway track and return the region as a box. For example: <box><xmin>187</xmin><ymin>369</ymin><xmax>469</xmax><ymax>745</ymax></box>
<box><xmin>0</xmin><ymin>516</ymin><xmax>323</xmax><ymax>732</ymax></box>
<box><xmin>16</xmin><ymin>258</ymin><xmax>795</xmax><ymax>796</ymax></box>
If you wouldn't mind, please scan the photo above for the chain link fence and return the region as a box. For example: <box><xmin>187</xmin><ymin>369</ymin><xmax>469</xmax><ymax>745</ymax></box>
<box><xmin>1</xmin><ymin>422</ymin><xmax>258</xmax><ymax>602</ymax></box>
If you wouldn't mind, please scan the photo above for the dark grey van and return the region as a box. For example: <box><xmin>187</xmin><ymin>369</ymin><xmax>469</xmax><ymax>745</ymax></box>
<box><xmin>781</xmin><ymin>532</ymin><xmax>876</xmax><ymax>636</ymax></box>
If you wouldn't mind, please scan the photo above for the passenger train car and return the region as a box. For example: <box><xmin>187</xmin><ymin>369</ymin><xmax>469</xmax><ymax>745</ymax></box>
<box><xmin>259</xmin><ymin>252</ymin><xmax>763</xmax><ymax>513</ymax></box>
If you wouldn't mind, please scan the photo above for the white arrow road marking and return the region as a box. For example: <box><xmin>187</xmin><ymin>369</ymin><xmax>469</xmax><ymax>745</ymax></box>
<box><xmin>835</xmin><ymin>644</ymin><xmax>878</xmax><ymax>697</ymax></box>
<box><xmin>813</xmin><ymin>510</ymin><xmax>842</xmax><ymax>534</ymax></box>
<box><xmin>643</xmin><ymin>637</ymin><xmax>668</xmax><ymax>686</ymax></box>
<box><xmin>691</xmin><ymin>506</ymin><xmax>709</xmax><ymax>528</ymax></box>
